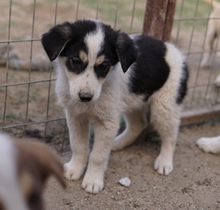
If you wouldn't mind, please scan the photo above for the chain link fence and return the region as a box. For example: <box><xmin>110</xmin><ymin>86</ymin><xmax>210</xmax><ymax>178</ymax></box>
<box><xmin>0</xmin><ymin>0</ymin><xmax>219</xmax><ymax>149</ymax></box>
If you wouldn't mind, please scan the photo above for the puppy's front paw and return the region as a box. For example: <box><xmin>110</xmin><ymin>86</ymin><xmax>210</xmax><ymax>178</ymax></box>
<box><xmin>82</xmin><ymin>171</ymin><xmax>104</xmax><ymax>194</ymax></box>
<box><xmin>196</xmin><ymin>137</ymin><xmax>220</xmax><ymax>154</ymax></box>
<box><xmin>64</xmin><ymin>161</ymin><xmax>85</xmax><ymax>181</ymax></box>
<box><xmin>154</xmin><ymin>154</ymin><xmax>173</xmax><ymax>175</ymax></box>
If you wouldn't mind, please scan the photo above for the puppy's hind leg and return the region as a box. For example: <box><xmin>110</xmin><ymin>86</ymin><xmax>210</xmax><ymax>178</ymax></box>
<box><xmin>150</xmin><ymin>99</ymin><xmax>181</xmax><ymax>175</ymax></box>
<box><xmin>64</xmin><ymin>110</ymin><xmax>89</xmax><ymax>181</ymax></box>
<box><xmin>112</xmin><ymin>109</ymin><xmax>147</xmax><ymax>151</ymax></box>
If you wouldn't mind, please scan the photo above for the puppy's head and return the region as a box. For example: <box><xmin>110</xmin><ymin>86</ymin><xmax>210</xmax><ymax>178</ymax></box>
<box><xmin>0</xmin><ymin>133</ymin><xmax>65</xmax><ymax>210</ymax></box>
<box><xmin>41</xmin><ymin>20</ymin><xmax>137</xmax><ymax>103</ymax></box>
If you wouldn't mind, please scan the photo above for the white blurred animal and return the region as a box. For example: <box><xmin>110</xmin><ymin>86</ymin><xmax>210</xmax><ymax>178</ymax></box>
<box><xmin>201</xmin><ymin>0</ymin><xmax>220</xmax><ymax>86</ymax></box>
<box><xmin>0</xmin><ymin>133</ymin><xmax>65</xmax><ymax>210</ymax></box>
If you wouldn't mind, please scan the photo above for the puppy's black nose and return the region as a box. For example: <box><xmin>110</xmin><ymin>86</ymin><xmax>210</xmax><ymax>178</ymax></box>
<box><xmin>79</xmin><ymin>92</ymin><xmax>93</xmax><ymax>102</ymax></box>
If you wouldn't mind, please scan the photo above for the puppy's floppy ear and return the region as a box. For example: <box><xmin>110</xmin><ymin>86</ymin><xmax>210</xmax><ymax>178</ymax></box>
<box><xmin>116</xmin><ymin>33</ymin><xmax>138</xmax><ymax>72</ymax></box>
<box><xmin>32</xmin><ymin>142</ymin><xmax>66</xmax><ymax>188</ymax></box>
<box><xmin>41</xmin><ymin>22</ymin><xmax>72</xmax><ymax>61</ymax></box>
<box><xmin>16</xmin><ymin>141</ymin><xmax>66</xmax><ymax>188</ymax></box>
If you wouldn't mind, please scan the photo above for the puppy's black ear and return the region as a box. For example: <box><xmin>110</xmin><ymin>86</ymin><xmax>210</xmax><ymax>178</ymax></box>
<box><xmin>116</xmin><ymin>33</ymin><xmax>138</xmax><ymax>72</ymax></box>
<box><xmin>41</xmin><ymin>22</ymin><xmax>72</xmax><ymax>61</ymax></box>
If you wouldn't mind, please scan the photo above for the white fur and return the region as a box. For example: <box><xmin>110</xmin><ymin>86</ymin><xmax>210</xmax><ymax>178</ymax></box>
<box><xmin>150</xmin><ymin>43</ymin><xmax>184</xmax><ymax>174</ymax></box>
<box><xmin>197</xmin><ymin>135</ymin><xmax>220</xmax><ymax>154</ymax></box>
<box><xmin>215</xmin><ymin>73</ymin><xmax>220</xmax><ymax>86</ymax></box>
<box><xmin>53</xmin><ymin>24</ymin><xmax>185</xmax><ymax>193</ymax></box>
<box><xmin>201</xmin><ymin>0</ymin><xmax>220</xmax><ymax>87</ymax></box>
<box><xmin>0</xmin><ymin>133</ymin><xmax>28</xmax><ymax>210</ymax></box>
<box><xmin>201</xmin><ymin>0</ymin><xmax>220</xmax><ymax>68</ymax></box>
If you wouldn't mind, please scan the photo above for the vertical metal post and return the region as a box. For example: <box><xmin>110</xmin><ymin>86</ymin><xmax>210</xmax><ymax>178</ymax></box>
<box><xmin>142</xmin><ymin>0</ymin><xmax>177</xmax><ymax>41</ymax></box>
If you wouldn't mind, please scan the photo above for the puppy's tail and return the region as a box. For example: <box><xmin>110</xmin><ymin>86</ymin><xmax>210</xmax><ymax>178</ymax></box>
<box><xmin>203</xmin><ymin>0</ymin><xmax>218</xmax><ymax>8</ymax></box>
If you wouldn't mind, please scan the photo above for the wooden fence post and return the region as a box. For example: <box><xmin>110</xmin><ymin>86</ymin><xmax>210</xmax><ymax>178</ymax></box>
<box><xmin>142</xmin><ymin>0</ymin><xmax>177</xmax><ymax>41</ymax></box>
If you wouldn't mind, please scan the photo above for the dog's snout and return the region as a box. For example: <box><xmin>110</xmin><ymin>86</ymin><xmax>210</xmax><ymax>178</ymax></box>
<box><xmin>78</xmin><ymin>92</ymin><xmax>93</xmax><ymax>102</ymax></box>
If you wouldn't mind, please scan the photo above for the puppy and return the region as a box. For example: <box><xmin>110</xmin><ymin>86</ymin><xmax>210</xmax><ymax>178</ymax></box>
<box><xmin>41</xmin><ymin>19</ymin><xmax>188</xmax><ymax>193</ymax></box>
<box><xmin>201</xmin><ymin>0</ymin><xmax>220</xmax><ymax>69</ymax></box>
<box><xmin>0</xmin><ymin>133</ymin><xmax>65</xmax><ymax>210</ymax></box>
<box><xmin>197</xmin><ymin>135</ymin><xmax>220</xmax><ymax>154</ymax></box>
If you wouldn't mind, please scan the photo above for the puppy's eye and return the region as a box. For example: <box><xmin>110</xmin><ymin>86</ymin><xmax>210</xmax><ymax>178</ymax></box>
<box><xmin>95</xmin><ymin>62</ymin><xmax>111</xmax><ymax>78</ymax></box>
<box><xmin>97</xmin><ymin>62</ymin><xmax>110</xmax><ymax>72</ymax></box>
<box><xmin>69</xmin><ymin>57</ymin><xmax>82</xmax><ymax>67</ymax></box>
<box><xmin>66</xmin><ymin>57</ymin><xmax>86</xmax><ymax>74</ymax></box>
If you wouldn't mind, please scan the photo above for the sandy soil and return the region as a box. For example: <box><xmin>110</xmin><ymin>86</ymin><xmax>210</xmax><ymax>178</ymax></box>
<box><xmin>1</xmin><ymin>1</ymin><xmax>220</xmax><ymax>209</ymax></box>
<box><xmin>44</xmin><ymin>121</ymin><xmax>220</xmax><ymax>210</ymax></box>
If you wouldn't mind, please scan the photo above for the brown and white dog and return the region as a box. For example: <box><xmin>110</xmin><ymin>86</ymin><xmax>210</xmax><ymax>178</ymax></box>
<box><xmin>0</xmin><ymin>133</ymin><xmax>65</xmax><ymax>210</ymax></box>
<box><xmin>201</xmin><ymin>0</ymin><xmax>220</xmax><ymax>86</ymax></box>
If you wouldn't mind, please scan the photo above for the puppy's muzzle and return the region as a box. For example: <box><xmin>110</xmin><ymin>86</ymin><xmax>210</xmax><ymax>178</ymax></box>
<box><xmin>78</xmin><ymin>92</ymin><xmax>93</xmax><ymax>102</ymax></box>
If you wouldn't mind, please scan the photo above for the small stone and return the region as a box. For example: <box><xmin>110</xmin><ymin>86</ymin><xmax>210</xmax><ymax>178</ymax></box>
<box><xmin>62</xmin><ymin>198</ymin><xmax>71</xmax><ymax>205</ymax></box>
<box><xmin>118</xmin><ymin>177</ymin><xmax>131</xmax><ymax>187</ymax></box>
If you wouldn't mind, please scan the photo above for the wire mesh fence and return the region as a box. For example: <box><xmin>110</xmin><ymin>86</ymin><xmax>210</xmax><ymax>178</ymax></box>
<box><xmin>173</xmin><ymin>0</ymin><xmax>220</xmax><ymax>111</ymax></box>
<box><xmin>0</xmin><ymin>0</ymin><xmax>220</xmax><ymax>149</ymax></box>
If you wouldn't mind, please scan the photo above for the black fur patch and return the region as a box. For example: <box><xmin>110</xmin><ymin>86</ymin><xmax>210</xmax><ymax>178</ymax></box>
<box><xmin>59</xmin><ymin>20</ymin><xmax>97</xmax><ymax>58</ymax></box>
<box><xmin>176</xmin><ymin>62</ymin><xmax>189</xmax><ymax>104</ymax></box>
<box><xmin>116</xmin><ymin>33</ymin><xmax>138</xmax><ymax>72</ymax></box>
<box><xmin>41</xmin><ymin>20</ymin><xmax>97</xmax><ymax>61</ymax></box>
<box><xmin>99</xmin><ymin>24</ymin><xmax>138</xmax><ymax>72</ymax></box>
<box><xmin>41</xmin><ymin>22</ymin><xmax>72</xmax><ymax>61</ymax></box>
<box><xmin>129</xmin><ymin>35</ymin><xmax>170</xmax><ymax>101</ymax></box>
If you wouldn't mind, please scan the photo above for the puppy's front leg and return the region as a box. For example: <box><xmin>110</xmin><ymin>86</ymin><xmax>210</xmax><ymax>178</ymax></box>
<box><xmin>64</xmin><ymin>110</ymin><xmax>89</xmax><ymax>181</ymax></box>
<box><xmin>82</xmin><ymin>117</ymin><xmax>119</xmax><ymax>194</ymax></box>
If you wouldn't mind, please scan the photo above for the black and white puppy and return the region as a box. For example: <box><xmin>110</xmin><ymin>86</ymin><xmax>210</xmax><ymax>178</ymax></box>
<box><xmin>41</xmin><ymin>19</ymin><xmax>188</xmax><ymax>194</ymax></box>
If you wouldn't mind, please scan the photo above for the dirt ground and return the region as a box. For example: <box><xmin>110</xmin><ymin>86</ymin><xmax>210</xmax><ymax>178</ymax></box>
<box><xmin>1</xmin><ymin>1</ymin><xmax>220</xmax><ymax>209</ymax></box>
<box><xmin>44</xmin><ymin>121</ymin><xmax>220</xmax><ymax>210</ymax></box>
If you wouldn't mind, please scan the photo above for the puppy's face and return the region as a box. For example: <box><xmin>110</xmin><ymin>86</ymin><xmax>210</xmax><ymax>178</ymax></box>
<box><xmin>41</xmin><ymin>20</ymin><xmax>137</xmax><ymax>103</ymax></box>
<box><xmin>59</xmin><ymin>26</ymin><xmax>113</xmax><ymax>102</ymax></box>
